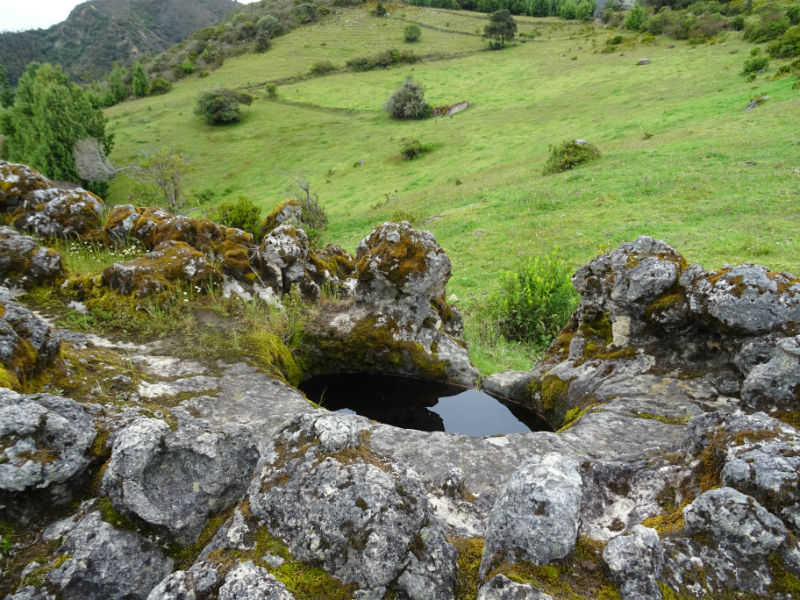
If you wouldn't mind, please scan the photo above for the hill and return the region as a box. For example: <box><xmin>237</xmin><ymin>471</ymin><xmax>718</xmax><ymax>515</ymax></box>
<box><xmin>102</xmin><ymin>5</ymin><xmax>800</xmax><ymax>371</ymax></box>
<box><xmin>0</xmin><ymin>0</ymin><xmax>240</xmax><ymax>84</ymax></box>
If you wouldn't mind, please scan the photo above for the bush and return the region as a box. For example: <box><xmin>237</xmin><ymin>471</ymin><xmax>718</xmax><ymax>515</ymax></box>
<box><xmin>346</xmin><ymin>49</ymin><xmax>418</xmax><ymax>72</ymax></box>
<box><xmin>384</xmin><ymin>77</ymin><xmax>432</xmax><ymax>120</ymax></box>
<box><xmin>310</xmin><ymin>60</ymin><xmax>337</xmax><ymax>74</ymax></box>
<box><xmin>624</xmin><ymin>1</ymin><xmax>646</xmax><ymax>31</ymax></box>
<box><xmin>741</xmin><ymin>55</ymin><xmax>769</xmax><ymax>74</ymax></box>
<box><xmin>404</xmin><ymin>23</ymin><xmax>422</xmax><ymax>42</ymax></box>
<box><xmin>181</xmin><ymin>57</ymin><xmax>195</xmax><ymax>75</ymax></box>
<box><xmin>767</xmin><ymin>25</ymin><xmax>800</xmax><ymax>58</ymax></box>
<box><xmin>195</xmin><ymin>88</ymin><xmax>254</xmax><ymax>124</ymax></box>
<box><xmin>148</xmin><ymin>78</ymin><xmax>173</xmax><ymax>95</ymax></box>
<box><xmin>257</xmin><ymin>15</ymin><xmax>284</xmax><ymax>37</ymax></box>
<box><xmin>542</xmin><ymin>139</ymin><xmax>601</xmax><ymax>174</ymax></box>
<box><xmin>255</xmin><ymin>34</ymin><xmax>271</xmax><ymax>53</ymax></box>
<box><xmin>265</xmin><ymin>83</ymin><xmax>278</xmax><ymax>99</ymax></box>
<box><xmin>486</xmin><ymin>252</ymin><xmax>579</xmax><ymax>348</ymax></box>
<box><xmin>215</xmin><ymin>196</ymin><xmax>262</xmax><ymax>236</ymax></box>
<box><xmin>374</xmin><ymin>2</ymin><xmax>388</xmax><ymax>16</ymax></box>
<box><xmin>400</xmin><ymin>138</ymin><xmax>430</xmax><ymax>160</ymax></box>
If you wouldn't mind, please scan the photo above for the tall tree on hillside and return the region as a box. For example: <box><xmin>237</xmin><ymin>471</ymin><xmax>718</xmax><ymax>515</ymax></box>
<box><xmin>0</xmin><ymin>62</ymin><xmax>113</xmax><ymax>195</ymax></box>
<box><xmin>132</xmin><ymin>62</ymin><xmax>150</xmax><ymax>97</ymax></box>
<box><xmin>102</xmin><ymin>65</ymin><xmax>129</xmax><ymax>107</ymax></box>
<box><xmin>484</xmin><ymin>10</ymin><xmax>518</xmax><ymax>47</ymax></box>
<box><xmin>0</xmin><ymin>63</ymin><xmax>14</xmax><ymax>108</ymax></box>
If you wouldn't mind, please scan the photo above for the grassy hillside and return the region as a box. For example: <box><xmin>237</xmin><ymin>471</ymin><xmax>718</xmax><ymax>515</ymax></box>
<box><xmin>104</xmin><ymin>4</ymin><xmax>800</xmax><ymax>372</ymax></box>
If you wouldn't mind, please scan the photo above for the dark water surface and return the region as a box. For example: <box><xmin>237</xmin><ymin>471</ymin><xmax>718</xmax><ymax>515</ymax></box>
<box><xmin>299</xmin><ymin>374</ymin><xmax>551</xmax><ymax>437</ymax></box>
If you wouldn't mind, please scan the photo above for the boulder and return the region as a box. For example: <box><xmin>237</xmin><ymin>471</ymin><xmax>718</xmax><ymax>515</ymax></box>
<box><xmin>741</xmin><ymin>335</ymin><xmax>800</xmax><ymax>411</ymax></box>
<box><xmin>102</xmin><ymin>416</ymin><xmax>258</xmax><ymax>546</ymax></box>
<box><xmin>217</xmin><ymin>561</ymin><xmax>295</xmax><ymax>600</ymax></box>
<box><xmin>307</xmin><ymin>222</ymin><xmax>478</xmax><ymax>386</ymax></box>
<box><xmin>0</xmin><ymin>389</ymin><xmax>96</xmax><ymax>500</ymax></box>
<box><xmin>102</xmin><ymin>240</ymin><xmax>222</xmax><ymax>298</ymax></box>
<box><xmin>480</xmin><ymin>453</ymin><xmax>582</xmax><ymax>577</ymax></box>
<box><xmin>0</xmin><ymin>226</ymin><xmax>63</xmax><ymax>286</ymax></box>
<box><xmin>256</xmin><ymin>224</ymin><xmax>321</xmax><ymax>299</ymax></box>
<box><xmin>477</xmin><ymin>575</ymin><xmax>553</xmax><ymax>600</ymax></box>
<box><xmin>602</xmin><ymin>525</ymin><xmax>663</xmax><ymax>600</ymax></box>
<box><xmin>39</xmin><ymin>509</ymin><xmax>174</xmax><ymax>600</ymax></box>
<box><xmin>0</xmin><ymin>289</ymin><xmax>61</xmax><ymax>388</ymax></box>
<box><xmin>0</xmin><ymin>161</ymin><xmax>52</xmax><ymax>212</ymax></box>
<box><xmin>9</xmin><ymin>187</ymin><xmax>104</xmax><ymax>239</ymax></box>
<box><xmin>259</xmin><ymin>198</ymin><xmax>302</xmax><ymax>238</ymax></box>
<box><xmin>249</xmin><ymin>412</ymin><xmax>457</xmax><ymax>599</ymax></box>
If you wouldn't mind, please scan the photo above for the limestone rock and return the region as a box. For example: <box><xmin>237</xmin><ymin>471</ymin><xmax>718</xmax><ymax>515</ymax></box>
<box><xmin>249</xmin><ymin>412</ymin><xmax>457</xmax><ymax>599</ymax></box>
<box><xmin>0</xmin><ymin>389</ymin><xmax>95</xmax><ymax>501</ymax></box>
<box><xmin>11</xmin><ymin>187</ymin><xmax>104</xmax><ymax>239</ymax></box>
<box><xmin>217</xmin><ymin>561</ymin><xmax>295</xmax><ymax>600</ymax></box>
<box><xmin>480</xmin><ymin>453</ymin><xmax>582</xmax><ymax>577</ymax></box>
<box><xmin>256</xmin><ymin>224</ymin><xmax>321</xmax><ymax>299</ymax></box>
<box><xmin>0</xmin><ymin>290</ymin><xmax>61</xmax><ymax>387</ymax></box>
<box><xmin>4</xmin><ymin>587</ymin><xmax>56</xmax><ymax>600</ymax></box>
<box><xmin>683</xmin><ymin>487</ymin><xmax>787</xmax><ymax>556</ymax></box>
<box><xmin>102</xmin><ymin>240</ymin><xmax>222</xmax><ymax>298</ymax></box>
<box><xmin>602</xmin><ymin>525</ymin><xmax>663</xmax><ymax>600</ymax></box>
<box><xmin>101</xmin><ymin>416</ymin><xmax>258</xmax><ymax>546</ymax></box>
<box><xmin>0</xmin><ymin>226</ymin><xmax>63</xmax><ymax>286</ymax></box>
<box><xmin>42</xmin><ymin>510</ymin><xmax>173</xmax><ymax>600</ymax></box>
<box><xmin>307</xmin><ymin>222</ymin><xmax>478</xmax><ymax>386</ymax></box>
<box><xmin>682</xmin><ymin>263</ymin><xmax>800</xmax><ymax>336</ymax></box>
<box><xmin>741</xmin><ymin>335</ymin><xmax>800</xmax><ymax>411</ymax></box>
<box><xmin>0</xmin><ymin>161</ymin><xmax>52</xmax><ymax>212</ymax></box>
<box><xmin>477</xmin><ymin>575</ymin><xmax>554</xmax><ymax>600</ymax></box>
<box><xmin>259</xmin><ymin>198</ymin><xmax>302</xmax><ymax>238</ymax></box>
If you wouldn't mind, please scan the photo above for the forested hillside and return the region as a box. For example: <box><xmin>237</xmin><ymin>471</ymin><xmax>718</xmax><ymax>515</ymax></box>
<box><xmin>0</xmin><ymin>0</ymin><xmax>240</xmax><ymax>84</ymax></box>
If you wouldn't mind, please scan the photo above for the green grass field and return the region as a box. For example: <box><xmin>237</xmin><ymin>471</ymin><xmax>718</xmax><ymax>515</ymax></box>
<box><xmin>104</xmin><ymin>4</ymin><xmax>800</xmax><ymax>372</ymax></box>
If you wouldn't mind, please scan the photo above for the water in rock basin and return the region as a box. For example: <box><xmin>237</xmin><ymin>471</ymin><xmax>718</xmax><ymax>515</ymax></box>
<box><xmin>299</xmin><ymin>373</ymin><xmax>551</xmax><ymax>436</ymax></box>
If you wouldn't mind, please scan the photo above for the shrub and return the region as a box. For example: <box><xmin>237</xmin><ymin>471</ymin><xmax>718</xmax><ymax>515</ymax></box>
<box><xmin>346</xmin><ymin>49</ymin><xmax>418</xmax><ymax>72</ymax></box>
<box><xmin>384</xmin><ymin>77</ymin><xmax>432</xmax><ymax>120</ymax></box>
<box><xmin>745</xmin><ymin>15</ymin><xmax>790</xmax><ymax>43</ymax></box>
<box><xmin>790</xmin><ymin>5</ymin><xmax>800</xmax><ymax>26</ymax></box>
<box><xmin>148</xmin><ymin>78</ymin><xmax>173</xmax><ymax>95</ymax></box>
<box><xmin>181</xmin><ymin>57</ymin><xmax>195</xmax><ymax>75</ymax></box>
<box><xmin>296</xmin><ymin>3</ymin><xmax>319</xmax><ymax>23</ymax></box>
<box><xmin>310</xmin><ymin>60</ymin><xmax>337</xmax><ymax>75</ymax></box>
<box><xmin>215</xmin><ymin>196</ymin><xmax>261</xmax><ymax>236</ymax></box>
<box><xmin>374</xmin><ymin>2</ymin><xmax>388</xmax><ymax>16</ymax></box>
<box><xmin>404</xmin><ymin>23</ymin><xmax>422</xmax><ymax>42</ymax></box>
<box><xmin>255</xmin><ymin>34</ymin><xmax>271</xmax><ymax>53</ymax></box>
<box><xmin>741</xmin><ymin>55</ymin><xmax>769</xmax><ymax>74</ymax></box>
<box><xmin>486</xmin><ymin>252</ymin><xmax>579</xmax><ymax>348</ymax></box>
<box><xmin>542</xmin><ymin>139</ymin><xmax>601</xmax><ymax>174</ymax></box>
<box><xmin>767</xmin><ymin>25</ymin><xmax>800</xmax><ymax>58</ymax></box>
<box><xmin>265</xmin><ymin>83</ymin><xmax>278</xmax><ymax>99</ymax></box>
<box><xmin>257</xmin><ymin>15</ymin><xmax>284</xmax><ymax>37</ymax></box>
<box><xmin>195</xmin><ymin>88</ymin><xmax>254</xmax><ymax>124</ymax></box>
<box><xmin>400</xmin><ymin>138</ymin><xmax>430</xmax><ymax>160</ymax></box>
<box><xmin>624</xmin><ymin>1</ymin><xmax>646</xmax><ymax>31</ymax></box>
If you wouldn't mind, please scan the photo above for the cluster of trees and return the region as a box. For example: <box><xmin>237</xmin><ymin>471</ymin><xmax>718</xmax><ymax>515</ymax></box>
<box><xmin>405</xmin><ymin>0</ymin><xmax>596</xmax><ymax>19</ymax></box>
<box><xmin>0</xmin><ymin>63</ymin><xmax>113</xmax><ymax>196</ymax></box>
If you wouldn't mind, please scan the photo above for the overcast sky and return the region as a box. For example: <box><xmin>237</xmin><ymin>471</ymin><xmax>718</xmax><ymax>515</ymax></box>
<box><xmin>0</xmin><ymin>0</ymin><xmax>257</xmax><ymax>32</ymax></box>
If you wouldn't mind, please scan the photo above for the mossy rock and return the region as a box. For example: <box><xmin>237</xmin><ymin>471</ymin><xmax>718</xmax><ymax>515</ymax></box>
<box><xmin>10</xmin><ymin>188</ymin><xmax>105</xmax><ymax>239</ymax></box>
<box><xmin>102</xmin><ymin>240</ymin><xmax>222</xmax><ymax>298</ymax></box>
<box><xmin>260</xmin><ymin>198</ymin><xmax>302</xmax><ymax>239</ymax></box>
<box><xmin>0</xmin><ymin>161</ymin><xmax>51</xmax><ymax>211</ymax></box>
<box><xmin>0</xmin><ymin>226</ymin><xmax>64</xmax><ymax>287</ymax></box>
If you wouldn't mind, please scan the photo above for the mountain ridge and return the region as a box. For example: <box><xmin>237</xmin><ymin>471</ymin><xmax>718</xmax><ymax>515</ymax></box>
<box><xmin>0</xmin><ymin>0</ymin><xmax>241</xmax><ymax>84</ymax></box>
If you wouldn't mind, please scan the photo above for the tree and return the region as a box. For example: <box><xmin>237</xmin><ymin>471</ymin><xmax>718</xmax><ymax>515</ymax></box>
<box><xmin>139</xmin><ymin>148</ymin><xmax>190</xmax><ymax>213</ymax></box>
<box><xmin>484</xmin><ymin>10</ymin><xmax>517</xmax><ymax>47</ymax></box>
<box><xmin>102</xmin><ymin>65</ymin><xmax>129</xmax><ymax>107</ymax></box>
<box><xmin>404</xmin><ymin>23</ymin><xmax>422</xmax><ymax>42</ymax></box>
<box><xmin>1</xmin><ymin>63</ymin><xmax>113</xmax><ymax>195</ymax></box>
<box><xmin>384</xmin><ymin>77</ymin><xmax>432</xmax><ymax>120</ymax></box>
<box><xmin>195</xmin><ymin>88</ymin><xmax>254</xmax><ymax>124</ymax></box>
<box><xmin>0</xmin><ymin>64</ymin><xmax>14</xmax><ymax>109</ymax></box>
<box><xmin>132</xmin><ymin>62</ymin><xmax>150</xmax><ymax>97</ymax></box>
<box><xmin>625</xmin><ymin>1</ymin><xmax>646</xmax><ymax>30</ymax></box>
<box><xmin>374</xmin><ymin>2</ymin><xmax>388</xmax><ymax>16</ymax></box>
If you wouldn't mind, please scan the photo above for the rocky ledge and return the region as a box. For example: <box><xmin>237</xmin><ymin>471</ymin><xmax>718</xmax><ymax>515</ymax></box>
<box><xmin>1</xmin><ymin>160</ymin><xmax>799</xmax><ymax>600</ymax></box>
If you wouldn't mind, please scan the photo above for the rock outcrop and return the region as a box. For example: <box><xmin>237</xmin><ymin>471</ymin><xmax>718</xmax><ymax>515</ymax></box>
<box><xmin>307</xmin><ymin>221</ymin><xmax>478</xmax><ymax>386</ymax></box>
<box><xmin>0</xmin><ymin>227</ymin><xmax>63</xmax><ymax>287</ymax></box>
<box><xmin>101</xmin><ymin>416</ymin><xmax>258</xmax><ymax>546</ymax></box>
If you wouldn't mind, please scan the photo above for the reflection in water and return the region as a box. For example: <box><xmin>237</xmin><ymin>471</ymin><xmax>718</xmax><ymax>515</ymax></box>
<box><xmin>299</xmin><ymin>374</ymin><xmax>551</xmax><ymax>437</ymax></box>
